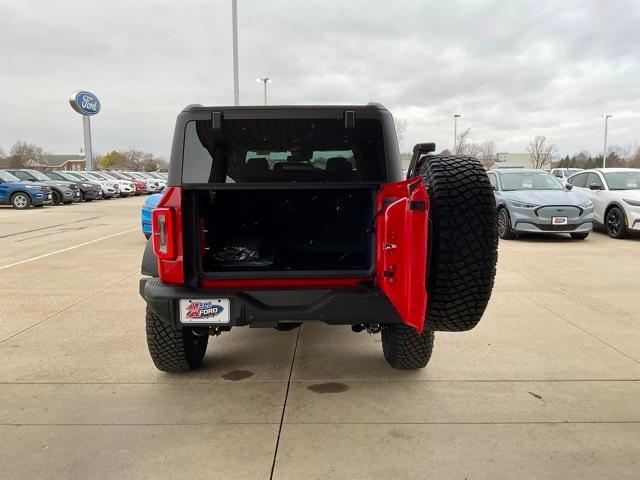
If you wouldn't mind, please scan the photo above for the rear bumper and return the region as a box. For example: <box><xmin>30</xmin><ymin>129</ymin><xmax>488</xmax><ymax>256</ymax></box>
<box><xmin>139</xmin><ymin>277</ymin><xmax>402</xmax><ymax>327</ymax></box>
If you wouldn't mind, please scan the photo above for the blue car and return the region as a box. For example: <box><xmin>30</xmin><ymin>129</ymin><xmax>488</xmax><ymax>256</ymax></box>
<box><xmin>141</xmin><ymin>192</ymin><xmax>162</xmax><ymax>238</ymax></box>
<box><xmin>0</xmin><ymin>170</ymin><xmax>53</xmax><ymax>209</ymax></box>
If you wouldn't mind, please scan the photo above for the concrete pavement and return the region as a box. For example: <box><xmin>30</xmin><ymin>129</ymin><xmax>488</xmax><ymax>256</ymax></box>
<box><xmin>0</xmin><ymin>197</ymin><xmax>638</xmax><ymax>479</ymax></box>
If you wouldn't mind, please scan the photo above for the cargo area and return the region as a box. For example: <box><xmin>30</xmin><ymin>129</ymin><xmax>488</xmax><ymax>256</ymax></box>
<box><xmin>191</xmin><ymin>187</ymin><xmax>376</xmax><ymax>276</ymax></box>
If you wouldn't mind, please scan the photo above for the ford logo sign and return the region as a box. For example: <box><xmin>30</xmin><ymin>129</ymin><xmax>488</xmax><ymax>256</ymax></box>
<box><xmin>69</xmin><ymin>90</ymin><xmax>101</xmax><ymax>116</ymax></box>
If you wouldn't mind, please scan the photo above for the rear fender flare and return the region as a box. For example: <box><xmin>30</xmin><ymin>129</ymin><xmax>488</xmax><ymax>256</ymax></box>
<box><xmin>142</xmin><ymin>238</ymin><xmax>158</xmax><ymax>276</ymax></box>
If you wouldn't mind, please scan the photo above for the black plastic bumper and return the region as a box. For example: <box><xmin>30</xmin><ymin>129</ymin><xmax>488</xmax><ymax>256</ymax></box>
<box><xmin>83</xmin><ymin>189</ymin><xmax>102</xmax><ymax>200</ymax></box>
<box><xmin>139</xmin><ymin>277</ymin><xmax>402</xmax><ymax>327</ymax></box>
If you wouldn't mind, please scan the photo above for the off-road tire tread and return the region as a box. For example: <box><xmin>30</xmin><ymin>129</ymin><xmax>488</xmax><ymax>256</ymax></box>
<box><xmin>417</xmin><ymin>155</ymin><xmax>498</xmax><ymax>331</ymax></box>
<box><xmin>145</xmin><ymin>306</ymin><xmax>208</xmax><ymax>372</ymax></box>
<box><xmin>382</xmin><ymin>323</ymin><xmax>435</xmax><ymax>369</ymax></box>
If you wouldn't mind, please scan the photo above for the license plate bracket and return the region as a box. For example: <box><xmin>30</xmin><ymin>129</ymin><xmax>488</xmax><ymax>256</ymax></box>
<box><xmin>179</xmin><ymin>298</ymin><xmax>230</xmax><ymax>324</ymax></box>
<box><xmin>552</xmin><ymin>216</ymin><xmax>568</xmax><ymax>225</ymax></box>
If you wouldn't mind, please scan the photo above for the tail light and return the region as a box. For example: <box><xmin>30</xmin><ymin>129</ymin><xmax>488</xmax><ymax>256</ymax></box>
<box><xmin>152</xmin><ymin>187</ymin><xmax>184</xmax><ymax>284</ymax></box>
<box><xmin>152</xmin><ymin>208</ymin><xmax>175</xmax><ymax>259</ymax></box>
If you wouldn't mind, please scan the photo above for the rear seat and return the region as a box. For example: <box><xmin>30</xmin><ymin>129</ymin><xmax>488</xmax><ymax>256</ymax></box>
<box><xmin>242</xmin><ymin>157</ymin><xmax>270</xmax><ymax>181</ymax></box>
<box><xmin>326</xmin><ymin>157</ymin><xmax>352</xmax><ymax>181</ymax></box>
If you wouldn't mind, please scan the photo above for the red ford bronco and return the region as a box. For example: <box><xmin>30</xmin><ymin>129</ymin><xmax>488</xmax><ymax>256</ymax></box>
<box><xmin>140</xmin><ymin>104</ymin><xmax>498</xmax><ymax>371</ymax></box>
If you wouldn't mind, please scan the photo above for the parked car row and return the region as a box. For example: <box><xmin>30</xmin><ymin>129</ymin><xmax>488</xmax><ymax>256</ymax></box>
<box><xmin>0</xmin><ymin>168</ymin><xmax>167</xmax><ymax>209</ymax></box>
<box><xmin>488</xmin><ymin>167</ymin><xmax>639</xmax><ymax>240</ymax></box>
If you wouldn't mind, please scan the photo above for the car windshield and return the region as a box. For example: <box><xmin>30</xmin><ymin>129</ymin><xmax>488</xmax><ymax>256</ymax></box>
<box><xmin>55</xmin><ymin>172</ymin><xmax>80</xmax><ymax>182</ymax></box>
<box><xmin>0</xmin><ymin>171</ymin><xmax>21</xmax><ymax>182</ymax></box>
<box><xmin>27</xmin><ymin>170</ymin><xmax>50</xmax><ymax>181</ymax></box>
<box><xmin>604</xmin><ymin>171</ymin><xmax>640</xmax><ymax>190</ymax></box>
<box><xmin>69</xmin><ymin>172</ymin><xmax>91</xmax><ymax>181</ymax></box>
<box><xmin>501</xmin><ymin>171</ymin><xmax>564</xmax><ymax>191</ymax></box>
<box><xmin>87</xmin><ymin>172</ymin><xmax>107</xmax><ymax>180</ymax></box>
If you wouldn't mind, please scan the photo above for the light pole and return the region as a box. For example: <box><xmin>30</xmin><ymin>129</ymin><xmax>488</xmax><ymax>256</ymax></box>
<box><xmin>257</xmin><ymin>77</ymin><xmax>271</xmax><ymax>105</ymax></box>
<box><xmin>232</xmin><ymin>0</ymin><xmax>239</xmax><ymax>106</ymax></box>
<box><xmin>603</xmin><ymin>114</ymin><xmax>612</xmax><ymax>168</ymax></box>
<box><xmin>453</xmin><ymin>114</ymin><xmax>461</xmax><ymax>153</ymax></box>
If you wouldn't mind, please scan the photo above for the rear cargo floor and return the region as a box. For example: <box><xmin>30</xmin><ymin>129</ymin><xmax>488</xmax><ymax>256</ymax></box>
<box><xmin>194</xmin><ymin>187</ymin><xmax>375</xmax><ymax>275</ymax></box>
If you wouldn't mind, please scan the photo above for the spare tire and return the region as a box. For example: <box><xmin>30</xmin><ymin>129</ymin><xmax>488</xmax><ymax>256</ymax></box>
<box><xmin>417</xmin><ymin>155</ymin><xmax>498</xmax><ymax>331</ymax></box>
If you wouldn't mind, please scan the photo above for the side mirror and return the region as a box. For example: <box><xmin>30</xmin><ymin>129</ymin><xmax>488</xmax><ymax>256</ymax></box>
<box><xmin>588</xmin><ymin>184</ymin><xmax>602</xmax><ymax>191</ymax></box>
<box><xmin>28</xmin><ymin>178</ymin><xmax>37</xmax><ymax>182</ymax></box>
<box><xmin>565</xmin><ymin>183</ymin><xmax>573</xmax><ymax>190</ymax></box>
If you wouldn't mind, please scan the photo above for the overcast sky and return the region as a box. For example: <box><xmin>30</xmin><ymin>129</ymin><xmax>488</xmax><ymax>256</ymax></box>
<box><xmin>1</xmin><ymin>0</ymin><xmax>639</xmax><ymax>159</ymax></box>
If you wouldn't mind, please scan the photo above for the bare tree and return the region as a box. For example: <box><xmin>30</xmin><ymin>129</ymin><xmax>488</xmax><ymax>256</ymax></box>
<box><xmin>526</xmin><ymin>136</ymin><xmax>558</xmax><ymax>169</ymax></box>
<box><xmin>394</xmin><ymin>118</ymin><xmax>409</xmax><ymax>148</ymax></box>
<box><xmin>477</xmin><ymin>140</ymin><xmax>496</xmax><ymax>169</ymax></box>
<box><xmin>631</xmin><ymin>148</ymin><xmax>640</xmax><ymax>169</ymax></box>
<box><xmin>455</xmin><ymin>128</ymin><xmax>481</xmax><ymax>157</ymax></box>
<box><xmin>121</xmin><ymin>149</ymin><xmax>155</xmax><ymax>171</ymax></box>
<box><xmin>7</xmin><ymin>140</ymin><xmax>44</xmax><ymax>168</ymax></box>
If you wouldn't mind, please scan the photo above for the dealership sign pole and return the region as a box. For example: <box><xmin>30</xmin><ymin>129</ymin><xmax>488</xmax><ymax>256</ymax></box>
<box><xmin>69</xmin><ymin>91</ymin><xmax>101</xmax><ymax>170</ymax></box>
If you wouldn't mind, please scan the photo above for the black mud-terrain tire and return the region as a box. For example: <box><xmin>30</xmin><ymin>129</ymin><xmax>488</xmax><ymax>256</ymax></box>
<box><xmin>145</xmin><ymin>306</ymin><xmax>208</xmax><ymax>372</ymax></box>
<box><xmin>417</xmin><ymin>155</ymin><xmax>498</xmax><ymax>331</ymax></box>
<box><xmin>605</xmin><ymin>206</ymin><xmax>628</xmax><ymax>239</ymax></box>
<box><xmin>497</xmin><ymin>207</ymin><xmax>517</xmax><ymax>240</ymax></box>
<box><xmin>570</xmin><ymin>232</ymin><xmax>589</xmax><ymax>240</ymax></box>
<box><xmin>11</xmin><ymin>192</ymin><xmax>32</xmax><ymax>209</ymax></box>
<box><xmin>382</xmin><ymin>324</ymin><xmax>435</xmax><ymax>369</ymax></box>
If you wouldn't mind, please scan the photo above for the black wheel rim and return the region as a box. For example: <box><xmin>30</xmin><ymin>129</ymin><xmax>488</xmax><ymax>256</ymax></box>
<box><xmin>497</xmin><ymin>210</ymin><xmax>507</xmax><ymax>236</ymax></box>
<box><xmin>607</xmin><ymin>209</ymin><xmax>622</xmax><ymax>235</ymax></box>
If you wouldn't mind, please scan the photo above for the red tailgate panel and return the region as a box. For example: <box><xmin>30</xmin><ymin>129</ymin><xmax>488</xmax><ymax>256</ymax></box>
<box><xmin>376</xmin><ymin>178</ymin><xmax>429</xmax><ymax>332</ymax></box>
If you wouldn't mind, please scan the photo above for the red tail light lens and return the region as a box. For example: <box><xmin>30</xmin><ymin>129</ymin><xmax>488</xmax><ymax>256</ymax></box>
<box><xmin>152</xmin><ymin>208</ymin><xmax>175</xmax><ymax>259</ymax></box>
<box><xmin>153</xmin><ymin>187</ymin><xmax>184</xmax><ymax>284</ymax></box>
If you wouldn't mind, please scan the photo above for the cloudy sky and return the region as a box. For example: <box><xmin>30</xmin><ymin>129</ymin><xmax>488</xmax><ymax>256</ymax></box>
<box><xmin>1</xmin><ymin>0</ymin><xmax>639</xmax><ymax>159</ymax></box>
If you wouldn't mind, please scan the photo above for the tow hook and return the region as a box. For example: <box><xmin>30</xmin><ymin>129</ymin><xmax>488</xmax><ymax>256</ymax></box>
<box><xmin>208</xmin><ymin>326</ymin><xmax>230</xmax><ymax>336</ymax></box>
<box><xmin>367</xmin><ymin>324</ymin><xmax>381</xmax><ymax>334</ymax></box>
<box><xmin>351</xmin><ymin>324</ymin><xmax>381</xmax><ymax>334</ymax></box>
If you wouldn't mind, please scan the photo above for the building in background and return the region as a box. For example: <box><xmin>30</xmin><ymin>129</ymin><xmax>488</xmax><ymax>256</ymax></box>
<box><xmin>38</xmin><ymin>155</ymin><xmax>86</xmax><ymax>171</ymax></box>
<box><xmin>493</xmin><ymin>152</ymin><xmax>534</xmax><ymax>169</ymax></box>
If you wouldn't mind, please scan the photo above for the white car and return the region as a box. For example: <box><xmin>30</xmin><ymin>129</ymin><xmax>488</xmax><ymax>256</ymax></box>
<box><xmin>88</xmin><ymin>171</ymin><xmax>135</xmax><ymax>197</ymax></box>
<box><xmin>551</xmin><ymin>168</ymin><xmax>583</xmax><ymax>185</ymax></box>
<box><xmin>67</xmin><ymin>171</ymin><xmax>120</xmax><ymax>199</ymax></box>
<box><xmin>122</xmin><ymin>172</ymin><xmax>162</xmax><ymax>193</ymax></box>
<box><xmin>567</xmin><ymin>168</ymin><xmax>640</xmax><ymax>238</ymax></box>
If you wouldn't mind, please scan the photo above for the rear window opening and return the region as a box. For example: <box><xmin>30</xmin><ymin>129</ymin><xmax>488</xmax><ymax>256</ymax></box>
<box><xmin>191</xmin><ymin>186</ymin><xmax>376</xmax><ymax>277</ymax></box>
<box><xmin>182</xmin><ymin>118</ymin><xmax>386</xmax><ymax>184</ymax></box>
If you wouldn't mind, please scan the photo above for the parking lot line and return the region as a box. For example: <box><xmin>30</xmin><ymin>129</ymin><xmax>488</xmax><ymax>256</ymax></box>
<box><xmin>0</xmin><ymin>227</ymin><xmax>138</xmax><ymax>271</ymax></box>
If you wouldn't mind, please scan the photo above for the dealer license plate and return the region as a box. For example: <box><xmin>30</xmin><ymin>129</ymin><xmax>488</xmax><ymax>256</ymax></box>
<box><xmin>552</xmin><ymin>216</ymin><xmax>568</xmax><ymax>225</ymax></box>
<box><xmin>179</xmin><ymin>298</ymin><xmax>230</xmax><ymax>324</ymax></box>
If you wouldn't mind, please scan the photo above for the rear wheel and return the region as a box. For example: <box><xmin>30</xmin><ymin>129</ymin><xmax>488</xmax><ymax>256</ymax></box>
<box><xmin>382</xmin><ymin>324</ymin><xmax>434</xmax><ymax>369</ymax></box>
<box><xmin>11</xmin><ymin>192</ymin><xmax>31</xmax><ymax>209</ymax></box>
<box><xmin>416</xmin><ymin>155</ymin><xmax>498</xmax><ymax>332</ymax></box>
<box><xmin>145</xmin><ymin>306</ymin><xmax>208</xmax><ymax>372</ymax></box>
<box><xmin>606</xmin><ymin>206</ymin><xmax>627</xmax><ymax>239</ymax></box>
<box><xmin>570</xmin><ymin>232</ymin><xmax>589</xmax><ymax>240</ymax></box>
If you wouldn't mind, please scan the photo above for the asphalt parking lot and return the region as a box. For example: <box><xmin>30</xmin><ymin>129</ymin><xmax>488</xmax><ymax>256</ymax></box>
<box><xmin>1</xmin><ymin>197</ymin><xmax>639</xmax><ymax>479</ymax></box>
